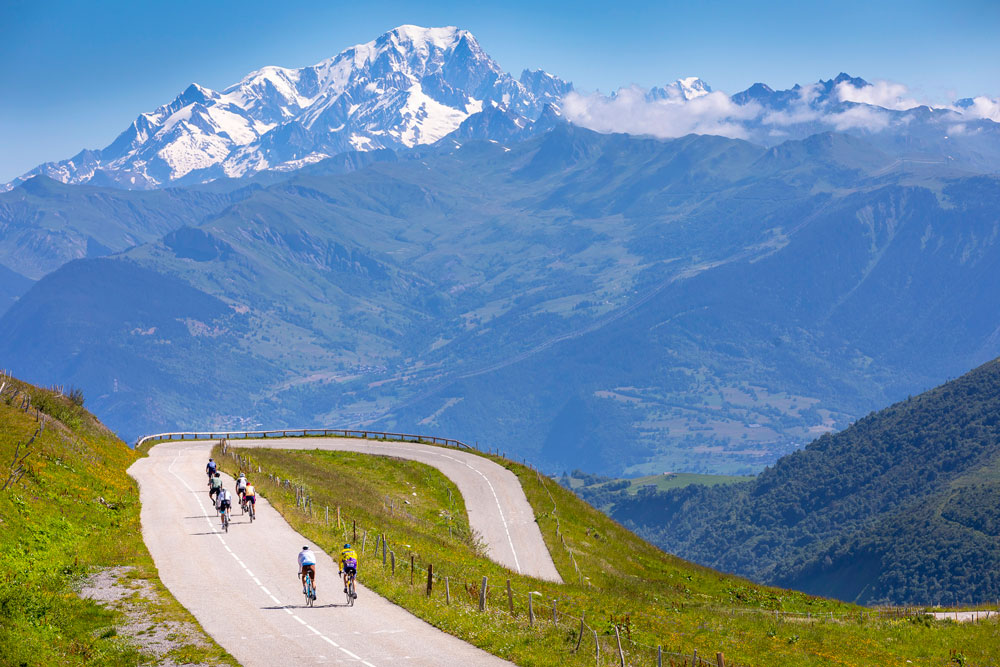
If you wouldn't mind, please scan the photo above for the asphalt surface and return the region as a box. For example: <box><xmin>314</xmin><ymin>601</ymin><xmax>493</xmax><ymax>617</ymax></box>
<box><xmin>233</xmin><ymin>436</ymin><xmax>562</xmax><ymax>582</ymax></box>
<box><xmin>129</xmin><ymin>441</ymin><xmax>515</xmax><ymax>666</ymax></box>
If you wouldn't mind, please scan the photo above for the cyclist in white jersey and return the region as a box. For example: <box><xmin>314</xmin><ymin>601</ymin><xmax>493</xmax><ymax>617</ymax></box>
<box><xmin>298</xmin><ymin>546</ymin><xmax>317</xmax><ymax>595</ymax></box>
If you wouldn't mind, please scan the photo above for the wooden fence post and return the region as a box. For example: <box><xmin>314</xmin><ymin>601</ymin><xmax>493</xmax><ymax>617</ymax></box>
<box><xmin>614</xmin><ymin>625</ymin><xmax>625</xmax><ymax>667</ymax></box>
<box><xmin>390</xmin><ymin>551</ymin><xmax>395</xmax><ymax>575</ymax></box>
<box><xmin>479</xmin><ymin>576</ymin><xmax>488</xmax><ymax>612</ymax></box>
<box><xmin>353</xmin><ymin>519</ymin><xmax>357</xmax><ymax>542</ymax></box>
<box><xmin>528</xmin><ymin>592</ymin><xmax>534</xmax><ymax>625</ymax></box>
<box><xmin>658</xmin><ymin>645</ymin><xmax>662</xmax><ymax>667</ymax></box>
<box><xmin>382</xmin><ymin>535</ymin><xmax>387</xmax><ymax>566</ymax></box>
<box><xmin>410</xmin><ymin>555</ymin><xmax>415</xmax><ymax>585</ymax></box>
<box><xmin>325</xmin><ymin>506</ymin><xmax>329</xmax><ymax>525</ymax></box>
<box><xmin>574</xmin><ymin>613</ymin><xmax>585</xmax><ymax>653</ymax></box>
<box><xmin>594</xmin><ymin>630</ymin><xmax>599</xmax><ymax>665</ymax></box>
<box><xmin>362</xmin><ymin>531</ymin><xmax>367</xmax><ymax>554</ymax></box>
<box><xmin>427</xmin><ymin>564</ymin><xmax>433</xmax><ymax>596</ymax></box>
<box><xmin>337</xmin><ymin>506</ymin><xmax>341</xmax><ymax>529</ymax></box>
<box><xmin>691</xmin><ymin>649</ymin><xmax>697</xmax><ymax>666</ymax></box>
<box><xmin>716</xmin><ymin>652</ymin><xmax>726</xmax><ymax>667</ymax></box>
<box><xmin>553</xmin><ymin>599</ymin><xmax>557</xmax><ymax>625</ymax></box>
<box><xmin>506</xmin><ymin>579</ymin><xmax>513</xmax><ymax>615</ymax></box>
<box><xmin>445</xmin><ymin>577</ymin><xmax>451</xmax><ymax>605</ymax></box>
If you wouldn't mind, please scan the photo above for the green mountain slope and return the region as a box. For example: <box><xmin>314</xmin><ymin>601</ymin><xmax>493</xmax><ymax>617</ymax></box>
<box><xmin>611</xmin><ymin>358</ymin><xmax>1000</xmax><ymax>605</ymax></box>
<box><xmin>0</xmin><ymin>176</ymin><xmax>252</xmax><ymax>279</ymax></box>
<box><xmin>0</xmin><ymin>374</ymin><xmax>232</xmax><ymax>664</ymax></box>
<box><xmin>4</xmin><ymin>127</ymin><xmax>1000</xmax><ymax>477</ymax></box>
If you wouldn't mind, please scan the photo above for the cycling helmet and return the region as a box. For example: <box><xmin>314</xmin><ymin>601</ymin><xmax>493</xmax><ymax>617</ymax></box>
<box><xmin>209</xmin><ymin>457</ymin><xmax>214</xmax><ymax>461</ymax></box>
<box><xmin>343</xmin><ymin>543</ymin><xmax>351</xmax><ymax>549</ymax></box>
<box><xmin>239</xmin><ymin>472</ymin><xmax>246</xmax><ymax>477</ymax></box>
<box><xmin>302</xmin><ymin>545</ymin><xmax>310</xmax><ymax>550</ymax></box>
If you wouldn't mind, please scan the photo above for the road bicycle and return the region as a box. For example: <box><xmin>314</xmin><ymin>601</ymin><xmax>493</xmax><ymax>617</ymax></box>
<box><xmin>220</xmin><ymin>506</ymin><xmax>230</xmax><ymax>532</ymax></box>
<box><xmin>345</xmin><ymin>570</ymin><xmax>357</xmax><ymax>607</ymax></box>
<box><xmin>243</xmin><ymin>497</ymin><xmax>255</xmax><ymax>522</ymax></box>
<box><xmin>303</xmin><ymin>571</ymin><xmax>316</xmax><ymax>607</ymax></box>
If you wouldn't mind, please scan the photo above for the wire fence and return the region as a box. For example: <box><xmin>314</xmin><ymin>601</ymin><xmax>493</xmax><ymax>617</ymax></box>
<box><xmin>213</xmin><ymin>439</ymin><xmax>1000</xmax><ymax>665</ymax></box>
<box><xmin>218</xmin><ymin>441</ymin><xmax>751</xmax><ymax>666</ymax></box>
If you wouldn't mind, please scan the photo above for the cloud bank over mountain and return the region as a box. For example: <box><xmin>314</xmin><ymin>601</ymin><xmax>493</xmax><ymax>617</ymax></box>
<box><xmin>563</xmin><ymin>76</ymin><xmax>1000</xmax><ymax>141</ymax></box>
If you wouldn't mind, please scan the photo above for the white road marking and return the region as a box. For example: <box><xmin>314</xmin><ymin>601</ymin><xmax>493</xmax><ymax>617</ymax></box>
<box><xmin>393</xmin><ymin>445</ymin><xmax>522</xmax><ymax>574</ymax></box>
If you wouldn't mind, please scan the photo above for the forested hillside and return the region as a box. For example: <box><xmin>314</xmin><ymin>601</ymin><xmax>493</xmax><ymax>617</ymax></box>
<box><xmin>612</xmin><ymin>358</ymin><xmax>1000</xmax><ymax>605</ymax></box>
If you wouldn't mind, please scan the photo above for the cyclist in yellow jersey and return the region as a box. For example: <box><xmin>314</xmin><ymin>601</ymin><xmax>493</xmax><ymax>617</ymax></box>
<box><xmin>339</xmin><ymin>543</ymin><xmax>358</xmax><ymax>597</ymax></box>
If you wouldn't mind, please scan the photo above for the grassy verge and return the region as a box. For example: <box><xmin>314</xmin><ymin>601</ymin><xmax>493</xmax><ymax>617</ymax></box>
<box><xmin>0</xmin><ymin>376</ymin><xmax>236</xmax><ymax>666</ymax></box>
<box><xmin>217</xmin><ymin>441</ymin><xmax>1000</xmax><ymax>666</ymax></box>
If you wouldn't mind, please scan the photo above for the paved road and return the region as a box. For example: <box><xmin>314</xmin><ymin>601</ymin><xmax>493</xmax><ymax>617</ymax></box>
<box><xmin>233</xmin><ymin>437</ymin><xmax>562</xmax><ymax>582</ymax></box>
<box><xmin>129</xmin><ymin>441</ymin><xmax>514</xmax><ymax>667</ymax></box>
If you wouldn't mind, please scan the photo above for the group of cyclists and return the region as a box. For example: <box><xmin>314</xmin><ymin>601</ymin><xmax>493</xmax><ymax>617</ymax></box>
<box><xmin>205</xmin><ymin>457</ymin><xmax>359</xmax><ymax>604</ymax></box>
<box><xmin>206</xmin><ymin>457</ymin><xmax>256</xmax><ymax>524</ymax></box>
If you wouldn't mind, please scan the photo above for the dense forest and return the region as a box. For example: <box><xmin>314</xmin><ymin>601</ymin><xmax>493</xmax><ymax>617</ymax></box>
<box><xmin>607</xmin><ymin>358</ymin><xmax>1000</xmax><ymax>605</ymax></box>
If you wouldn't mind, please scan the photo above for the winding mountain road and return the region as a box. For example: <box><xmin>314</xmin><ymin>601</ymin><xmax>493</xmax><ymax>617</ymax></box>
<box><xmin>128</xmin><ymin>438</ymin><xmax>559</xmax><ymax>666</ymax></box>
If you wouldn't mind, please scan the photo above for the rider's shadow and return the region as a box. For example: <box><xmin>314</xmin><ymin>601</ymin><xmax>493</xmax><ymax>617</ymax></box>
<box><xmin>261</xmin><ymin>603</ymin><xmax>344</xmax><ymax>610</ymax></box>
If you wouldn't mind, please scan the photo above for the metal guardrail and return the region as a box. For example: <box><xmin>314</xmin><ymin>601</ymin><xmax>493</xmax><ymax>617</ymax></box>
<box><xmin>135</xmin><ymin>428</ymin><xmax>473</xmax><ymax>451</ymax></box>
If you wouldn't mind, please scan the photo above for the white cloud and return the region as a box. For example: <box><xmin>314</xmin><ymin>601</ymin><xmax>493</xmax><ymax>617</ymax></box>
<box><xmin>561</xmin><ymin>87</ymin><xmax>761</xmax><ymax>140</ymax></box>
<box><xmin>762</xmin><ymin>83</ymin><xmax>824</xmax><ymax>126</ymax></box>
<box><xmin>836</xmin><ymin>80</ymin><xmax>922</xmax><ymax>110</ymax></box>
<box><xmin>827</xmin><ymin>106</ymin><xmax>891</xmax><ymax>132</ymax></box>
<box><xmin>963</xmin><ymin>96</ymin><xmax>1000</xmax><ymax>122</ymax></box>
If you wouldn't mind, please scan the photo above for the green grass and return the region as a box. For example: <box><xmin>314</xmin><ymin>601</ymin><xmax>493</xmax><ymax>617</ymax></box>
<box><xmin>0</xmin><ymin>376</ymin><xmax>235</xmax><ymax>666</ymax></box>
<box><xmin>218</xmin><ymin>441</ymin><xmax>1000</xmax><ymax>667</ymax></box>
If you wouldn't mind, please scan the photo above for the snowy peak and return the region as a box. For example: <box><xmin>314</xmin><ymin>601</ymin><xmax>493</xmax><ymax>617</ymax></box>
<box><xmin>648</xmin><ymin>77</ymin><xmax>712</xmax><ymax>101</ymax></box>
<box><xmin>13</xmin><ymin>25</ymin><xmax>572</xmax><ymax>189</ymax></box>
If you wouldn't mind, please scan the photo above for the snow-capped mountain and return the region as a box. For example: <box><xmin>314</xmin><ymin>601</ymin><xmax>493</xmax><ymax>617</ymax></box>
<box><xmin>13</xmin><ymin>25</ymin><xmax>571</xmax><ymax>189</ymax></box>
<box><xmin>648</xmin><ymin>77</ymin><xmax>712</xmax><ymax>101</ymax></box>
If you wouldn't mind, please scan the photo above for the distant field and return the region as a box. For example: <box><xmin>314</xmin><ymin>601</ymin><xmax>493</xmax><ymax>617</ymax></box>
<box><xmin>562</xmin><ymin>469</ymin><xmax>753</xmax><ymax>512</ymax></box>
<box><xmin>626</xmin><ymin>471</ymin><xmax>755</xmax><ymax>492</ymax></box>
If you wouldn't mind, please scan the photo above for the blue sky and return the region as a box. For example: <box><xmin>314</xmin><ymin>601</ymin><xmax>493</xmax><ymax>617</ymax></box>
<box><xmin>1</xmin><ymin>0</ymin><xmax>997</xmax><ymax>182</ymax></box>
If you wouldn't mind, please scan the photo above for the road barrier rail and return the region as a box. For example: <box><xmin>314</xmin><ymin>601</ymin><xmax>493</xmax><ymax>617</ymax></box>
<box><xmin>135</xmin><ymin>428</ymin><xmax>473</xmax><ymax>451</ymax></box>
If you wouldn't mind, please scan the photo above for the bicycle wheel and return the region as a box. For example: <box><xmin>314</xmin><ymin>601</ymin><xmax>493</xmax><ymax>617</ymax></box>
<box><xmin>223</xmin><ymin>512</ymin><xmax>229</xmax><ymax>532</ymax></box>
<box><xmin>348</xmin><ymin>578</ymin><xmax>356</xmax><ymax>606</ymax></box>
<box><xmin>249</xmin><ymin>503</ymin><xmax>255</xmax><ymax>522</ymax></box>
<box><xmin>305</xmin><ymin>574</ymin><xmax>314</xmax><ymax>607</ymax></box>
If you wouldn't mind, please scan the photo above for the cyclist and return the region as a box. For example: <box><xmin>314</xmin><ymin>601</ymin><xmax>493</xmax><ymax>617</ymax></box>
<box><xmin>298</xmin><ymin>546</ymin><xmax>317</xmax><ymax>597</ymax></box>
<box><xmin>235</xmin><ymin>472</ymin><xmax>248</xmax><ymax>503</ymax></box>
<box><xmin>217</xmin><ymin>487</ymin><xmax>232</xmax><ymax>526</ymax></box>
<box><xmin>206</xmin><ymin>457</ymin><xmax>217</xmax><ymax>480</ymax></box>
<box><xmin>208</xmin><ymin>472</ymin><xmax>223</xmax><ymax>503</ymax></box>
<box><xmin>339</xmin><ymin>543</ymin><xmax>358</xmax><ymax>597</ymax></box>
<box><xmin>242</xmin><ymin>480</ymin><xmax>256</xmax><ymax>516</ymax></box>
